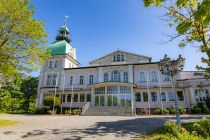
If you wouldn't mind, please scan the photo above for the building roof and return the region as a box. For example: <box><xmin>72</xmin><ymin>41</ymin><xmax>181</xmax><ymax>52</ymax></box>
<box><xmin>48</xmin><ymin>40</ymin><xmax>72</xmax><ymax>55</ymax></box>
<box><xmin>89</xmin><ymin>50</ymin><xmax>152</xmax><ymax>64</ymax></box>
<box><xmin>64</xmin><ymin>62</ymin><xmax>159</xmax><ymax>70</ymax></box>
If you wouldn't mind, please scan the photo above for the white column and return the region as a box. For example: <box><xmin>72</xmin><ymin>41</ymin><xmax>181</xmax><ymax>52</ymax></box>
<box><xmin>91</xmin><ymin>88</ymin><xmax>94</xmax><ymax>107</ymax></box>
<box><xmin>131</xmin><ymin>87</ymin><xmax>134</xmax><ymax>115</ymax></box>
<box><xmin>128</xmin><ymin>65</ymin><xmax>133</xmax><ymax>83</ymax></box>
<box><xmin>98</xmin><ymin>67</ymin><xmax>103</xmax><ymax>82</ymax></box>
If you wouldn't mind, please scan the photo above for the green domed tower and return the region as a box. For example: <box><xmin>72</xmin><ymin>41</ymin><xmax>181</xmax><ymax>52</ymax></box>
<box><xmin>55</xmin><ymin>24</ymin><xmax>71</xmax><ymax>43</ymax></box>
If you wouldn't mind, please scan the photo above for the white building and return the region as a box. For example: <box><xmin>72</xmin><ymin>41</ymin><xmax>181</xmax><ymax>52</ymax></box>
<box><xmin>36</xmin><ymin>24</ymin><xmax>210</xmax><ymax>115</ymax></box>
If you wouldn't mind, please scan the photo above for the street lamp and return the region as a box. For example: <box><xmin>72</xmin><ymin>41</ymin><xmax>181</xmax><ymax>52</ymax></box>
<box><xmin>158</xmin><ymin>54</ymin><xmax>185</xmax><ymax>125</ymax></box>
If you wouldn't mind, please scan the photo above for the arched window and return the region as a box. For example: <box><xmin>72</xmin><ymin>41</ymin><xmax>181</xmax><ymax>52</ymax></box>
<box><xmin>104</xmin><ymin>73</ymin><xmax>108</xmax><ymax>82</ymax></box>
<box><xmin>151</xmin><ymin>71</ymin><xmax>158</xmax><ymax>82</ymax></box>
<box><xmin>139</xmin><ymin>72</ymin><xmax>145</xmax><ymax>82</ymax></box>
<box><xmin>123</xmin><ymin>72</ymin><xmax>128</xmax><ymax>83</ymax></box>
<box><xmin>111</xmin><ymin>70</ymin><xmax>121</xmax><ymax>82</ymax></box>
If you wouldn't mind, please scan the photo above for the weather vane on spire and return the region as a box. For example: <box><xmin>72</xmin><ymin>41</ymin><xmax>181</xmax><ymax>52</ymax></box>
<box><xmin>64</xmin><ymin>15</ymin><xmax>69</xmax><ymax>26</ymax></box>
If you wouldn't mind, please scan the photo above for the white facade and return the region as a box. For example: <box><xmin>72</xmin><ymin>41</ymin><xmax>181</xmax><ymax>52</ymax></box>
<box><xmin>36</xmin><ymin>49</ymin><xmax>210</xmax><ymax>115</ymax></box>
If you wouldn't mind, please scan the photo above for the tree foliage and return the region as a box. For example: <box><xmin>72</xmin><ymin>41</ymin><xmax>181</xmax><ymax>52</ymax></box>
<box><xmin>0</xmin><ymin>75</ymin><xmax>23</xmax><ymax>112</ymax></box>
<box><xmin>0</xmin><ymin>0</ymin><xmax>50</xmax><ymax>77</ymax></box>
<box><xmin>43</xmin><ymin>96</ymin><xmax>61</xmax><ymax>109</ymax></box>
<box><xmin>144</xmin><ymin>0</ymin><xmax>210</xmax><ymax>77</ymax></box>
<box><xmin>21</xmin><ymin>77</ymin><xmax>39</xmax><ymax>112</ymax></box>
<box><xmin>0</xmin><ymin>76</ymin><xmax>39</xmax><ymax>113</ymax></box>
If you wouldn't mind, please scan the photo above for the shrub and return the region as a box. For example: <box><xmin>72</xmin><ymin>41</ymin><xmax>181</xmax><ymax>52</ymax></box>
<box><xmin>204</xmin><ymin>107</ymin><xmax>210</xmax><ymax>114</ymax></box>
<box><xmin>206</xmin><ymin>98</ymin><xmax>210</xmax><ymax>109</ymax></box>
<box><xmin>34</xmin><ymin>108</ymin><xmax>48</xmax><ymax>114</ymax></box>
<box><xmin>168</xmin><ymin>107</ymin><xmax>176</xmax><ymax>114</ymax></box>
<box><xmin>154</xmin><ymin>108</ymin><xmax>162</xmax><ymax>115</ymax></box>
<box><xmin>179</xmin><ymin>107</ymin><xmax>186</xmax><ymax>114</ymax></box>
<box><xmin>197</xmin><ymin>102</ymin><xmax>205</xmax><ymax>113</ymax></box>
<box><xmin>43</xmin><ymin>96</ymin><xmax>61</xmax><ymax>109</ymax></box>
<box><xmin>191</xmin><ymin>106</ymin><xmax>201</xmax><ymax>114</ymax></box>
<box><xmin>64</xmin><ymin>109</ymin><xmax>71</xmax><ymax>115</ymax></box>
<box><xmin>164</xmin><ymin>121</ymin><xmax>184</xmax><ymax>137</ymax></box>
<box><xmin>72</xmin><ymin>109</ymin><xmax>81</xmax><ymax>115</ymax></box>
<box><xmin>192</xmin><ymin>118</ymin><xmax>210</xmax><ymax>138</ymax></box>
<box><xmin>154</xmin><ymin>108</ymin><xmax>169</xmax><ymax>115</ymax></box>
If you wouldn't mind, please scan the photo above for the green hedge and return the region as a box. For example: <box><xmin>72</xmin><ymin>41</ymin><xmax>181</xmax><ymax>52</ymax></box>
<box><xmin>43</xmin><ymin>96</ymin><xmax>61</xmax><ymax>108</ymax></box>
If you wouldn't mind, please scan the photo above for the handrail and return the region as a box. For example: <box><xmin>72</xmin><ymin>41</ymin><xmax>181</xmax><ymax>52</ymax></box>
<box><xmin>81</xmin><ymin>102</ymin><xmax>90</xmax><ymax>115</ymax></box>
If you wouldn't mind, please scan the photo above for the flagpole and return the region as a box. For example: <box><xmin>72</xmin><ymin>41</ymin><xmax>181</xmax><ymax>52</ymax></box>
<box><xmin>158</xmin><ymin>71</ymin><xmax>163</xmax><ymax>114</ymax></box>
<box><xmin>146</xmin><ymin>71</ymin><xmax>150</xmax><ymax>115</ymax></box>
<box><xmin>53</xmin><ymin>72</ymin><xmax>58</xmax><ymax>115</ymax></box>
<box><xmin>61</xmin><ymin>71</ymin><xmax>65</xmax><ymax>115</ymax></box>
<box><xmin>70</xmin><ymin>83</ymin><xmax>73</xmax><ymax>114</ymax></box>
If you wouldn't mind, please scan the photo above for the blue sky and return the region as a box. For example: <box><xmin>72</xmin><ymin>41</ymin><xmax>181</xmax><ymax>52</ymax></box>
<box><xmin>30</xmin><ymin>0</ymin><xmax>206</xmax><ymax>76</ymax></box>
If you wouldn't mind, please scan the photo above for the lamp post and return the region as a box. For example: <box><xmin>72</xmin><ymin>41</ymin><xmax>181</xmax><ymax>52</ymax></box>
<box><xmin>158</xmin><ymin>54</ymin><xmax>185</xmax><ymax>125</ymax></box>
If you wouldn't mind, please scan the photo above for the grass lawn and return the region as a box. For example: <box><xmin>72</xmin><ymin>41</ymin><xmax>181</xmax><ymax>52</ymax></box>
<box><xmin>0</xmin><ymin>119</ymin><xmax>20</xmax><ymax>127</ymax></box>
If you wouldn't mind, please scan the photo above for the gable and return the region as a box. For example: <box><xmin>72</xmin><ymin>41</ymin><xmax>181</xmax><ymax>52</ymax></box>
<box><xmin>89</xmin><ymin>50</ymin><xmax>152</xmax><ymax>66</ymax></box>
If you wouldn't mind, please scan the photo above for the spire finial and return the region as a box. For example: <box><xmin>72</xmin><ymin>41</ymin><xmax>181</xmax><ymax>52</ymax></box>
<box><xmin>64</xmin><ymin>15</ymin><xmax>69</xmax><ymax>26</ymax></box>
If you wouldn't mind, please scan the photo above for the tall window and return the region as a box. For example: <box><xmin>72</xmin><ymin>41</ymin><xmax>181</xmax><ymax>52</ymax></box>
<box><xmin>52</xmin><ymin>75</ymin><xmax>57</xmax><ymax>85</ymax></box>
<box><xmin>163</xmin><ymin>74</ymin><xmax>170</xmax><ymax>81</ymax></box>
<box><xmin>80</xmin><ymin>94</ymin><xmax>85</xmax><ymax>102</ymax></box>
<box><xmin>113</xmin><ymin>55</ymin><xmax>116</xmax><ymax>62</ymax></box>
<box><xmin>139</xmin><ymin>72</ymin><xmax>145</xmax><ymax>82</ymax></box>
<box><xmin>168</xmin><ymin>92</ymin><xmax>175</xmax><ymax>101</ymax></box>
<box><xmin>104</xmin><ymin>73</ymin><xmax>108</xmax><ymax>82</ymax></box>
<box><xmin>54</xmin><ymin>60</ymin><xmax>58</xmax><ymax>68</ymax></box>
<box><xmin>123</xmin><ymin>72</ymin><xmax>128</xmax><ymax>83</ymax></box>
<box><xmin>195</xmin><ymin>89</ymin><xmax>208</xmax><ymax>102</ymax></box>
<box><xmin>177</xmin><ymin>91</ymin><xmax>184</xmax><ymax>101</ymax></box>
<box><xmin>79</xmin><ymin>76</ymin><xmax>84</xmax><ymax>85</ymax></box>
<box><xmin>151</xmin><ymin>92</ymin><xmax>158</xmax><ymax>102</ymax></box>
<box><xmin>111</xmin><ymin>70</ymin><xmax>121</xmax><ymax>82</ymax></box>
<box><xmin>48</xmin><ymin>61</ymin><xmax>52</xmax><ymax>68</ymax></box>
<box><xmin>87</xmin><ymin>94</ymin><xmax>91</xmax><ymax>102</ymax></box>
<box><xmin>70</xmin><ymin>76</ymin><xmax>73</xmax><ymax>85</ymax></box>
<box><xmin>117</xmin><ymin>54</ymin><xmax>121</xmax><ymax>61</ymax></box>
<box><xmin>160</xmin><ymin>92</ymin><xmax>166</xmax><ymax>101</ymax></box>
<box><xmin>151</xmin><ymin>71</ymin><xmax>158</xmax><ymax>82</ymax></box>
<box><xmin>135</xmin><ymin>92</ymin><xmax>141</xmax><ymax>102</ymax></box>
<box><xmin>67</xmin><ymin>94</ymin><xmax>72</xmax><ymax>102</ymax></box>
<box><xmin>143</xmin><ymin>92</ymin><xmax>148</xmax><ymax>102</ymax></box>
<box><xmin>121</xmin><ymin>54</ymin><xmax>124</xmax><ymax>61</ymax></box>
<box><xmin>73</xmin><ymin>94</ymin><xmax>78</xmax><ymax>102</ymax></box>
<box><xmin>89</xmin><ymin>75</ymin><xmax>94</xmax><ymax>84</ymax></box>
<box><xmin>47</xmin><ymin>75</ymin><xmax>51</xmax><ymax>85</ymax></box>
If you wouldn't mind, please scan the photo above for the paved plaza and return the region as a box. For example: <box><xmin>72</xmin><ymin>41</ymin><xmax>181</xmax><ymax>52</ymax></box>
<box><xmin>0</xmin><ymin>114</ymin><xmax>209</xmax><ymax>140</ymax></box>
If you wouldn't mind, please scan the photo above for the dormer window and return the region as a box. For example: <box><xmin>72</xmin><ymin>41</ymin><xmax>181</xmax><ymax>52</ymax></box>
<box><xmin>113</xmin><ymin>54</ymin><xmax>124</xmax><ymax>62</ymax></box>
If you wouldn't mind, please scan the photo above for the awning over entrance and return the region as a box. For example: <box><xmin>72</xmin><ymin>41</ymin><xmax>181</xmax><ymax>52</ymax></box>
<box><xmin>88</xmin><ymin>82</ymin><xmax>136</xmax><ymax>88</ymax></box>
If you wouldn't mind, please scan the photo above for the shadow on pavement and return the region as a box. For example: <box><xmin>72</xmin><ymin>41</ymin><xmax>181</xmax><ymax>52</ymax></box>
<box><xmin>2</xmin><ymin>116</ymin><xmax>206</xmax><ymax>140</ymax></box>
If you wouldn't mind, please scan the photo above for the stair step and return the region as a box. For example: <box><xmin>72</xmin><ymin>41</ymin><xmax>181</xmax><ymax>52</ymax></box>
<box><xmin>84</xmin><ymin>107</ymin><xmax>133</xmax><ymax>116</ymax></box>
